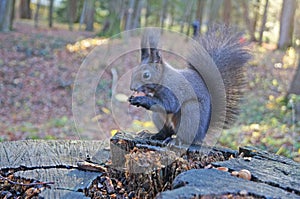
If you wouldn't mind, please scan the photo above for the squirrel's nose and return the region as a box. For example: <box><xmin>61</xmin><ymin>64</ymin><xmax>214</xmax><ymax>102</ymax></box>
<box><xmin>130</xmin><ymin>79</ymin><xmax>140</xmax><ymax>91</ymax></box>
<box><xmin>129</xmin><ymin>83</ymin><xmax>135</xmax><ymax>91</ymax></box>
<box><xmin>130</xmin><ymin>83</ymin><xmax>137</xmax><ymax>91</ymax></box>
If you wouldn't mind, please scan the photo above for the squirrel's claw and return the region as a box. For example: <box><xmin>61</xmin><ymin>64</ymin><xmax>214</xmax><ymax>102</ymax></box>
<box><xmin>162</xmin><ymin>137</ymin><xmax>173</xmax><ymax>145</ymax></box>
<box><xmin>128</xmin><ymin>96</ymin><xmax>154</xmax><ymax>110</ymax></box>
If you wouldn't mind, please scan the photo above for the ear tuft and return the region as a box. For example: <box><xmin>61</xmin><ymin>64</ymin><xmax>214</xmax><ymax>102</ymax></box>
<box><xmin>141</xmin><ymin>28</ymin><xmax>162</xmax><ymax>64</ymax></box>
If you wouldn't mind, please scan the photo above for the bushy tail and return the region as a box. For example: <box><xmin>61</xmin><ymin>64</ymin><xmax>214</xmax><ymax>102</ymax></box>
<box><xmin>194</xmin><ymin>25</ymin><xmax>252</xmax><ymax>128</ymax></box>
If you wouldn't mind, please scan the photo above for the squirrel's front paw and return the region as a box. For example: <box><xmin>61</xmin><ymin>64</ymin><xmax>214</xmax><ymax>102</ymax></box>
<box><xmin>128</xmin><ymin>96</ymin><xmax>143</xmax><ymax>107</ymax></box>
<box><xmin>128</xmin><ymin>96</ymin><xmax>153</xmax><ymax>109</ymax></box>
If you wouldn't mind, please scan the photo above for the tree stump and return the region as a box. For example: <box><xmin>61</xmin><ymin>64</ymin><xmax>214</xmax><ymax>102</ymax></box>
<box><xmin>0</xmin><ymin>140</ymin><xmax>110</xmax><ymax>198</ymax></box>
<box><xmin>0</xmin><ymin>133</ymin><xmax>299</xmax><ymax>198</ymax></box>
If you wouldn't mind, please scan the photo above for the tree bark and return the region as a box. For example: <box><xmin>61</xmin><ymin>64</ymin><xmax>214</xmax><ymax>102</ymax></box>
<box><xmin>84</xmin><ymin>0</ymin><xmax>95</xmax><ymax>31</ymax></box>
<box><xmin>125</xmin><ymin>0</ymin><xmax>135</xmax><ymax>31</ymax></box>
<box><xmin>144</xmin><ymin>0</ymin><xmax>150</xmax><ymax>27</ymax></box>
<box><xmin>251</xmin><ymin>0</ymin><xmax>260</xmax><ymax>42</ymax></box>
<box><xmin>180</xmin><ymin>0</ymin><xmax>194</xmax><ymax>34</ymax></box>
<box><xmin>278</xmin><ymin>0</ymin><xmax>297</xmax><ymax>49</ymax></box>
<box><xmin>34</xmin><ymin>0</ymin><xmax>41</xmax><ymax>28</ymax></box>
<box><xmin>168</xmin><ymin>2</ymin><xmax>175</xmax><ymax>29</ymax></box>
<box><xmin>185</xmin><ymin>0</ymin><xmax>195</xmax><ymax>37</ymax></box>
<box><xmin>223</xmin><ymin>0</ymin><xmax>231</xmax><ymax>25</ymax></box>
<box><xmin>289</xmin><ymin>58</ymin><xmax>300</xmax><ymax>121</ymax></box>
<box><xmin>258</xmin><ymin>0</ymin><xmax>269</xmax><ymax>45</ymax></box>
<box><xmin>208</xmin><ymin>0</ymin><xmax>222</xmax><ymax>26</ymax></box>
<box><xmin>0</xmin><ymin>0</ymin><xmax>14</xmax><ymax>32</ymax></box>
<box><xmin>160</xmin><ymin>0</ymin><xmax>168</xmax><ymax>29</ymax></box>
<box><xmin>195</xmin><ymin>0</ymin><xmax>206</xmax><ymax>34</ymax></box>
<box><xmin>10</xmin><ymin>0</ymin><xmax>15</xmax><ymax>30</ymax></box>
<box><xmin>20</xmin><ymin>0</ymin><xmax>31</xmax><ymax>19</ymax></box>
<box><xmin>79</xmin><ymin>0</ymin><xmax>86</xmax><ymax>30</ymax></box>
<box><xmin>68</xmin><ymin>0</ymin><xmax>78</xmax><ymax>31</ymax></box>
<box><xmin>100</xmin><ymin>0</ymin><xmax>121</xmax><ymax>36</ymax></box>
<box><xmin>132</xmin><ymin>0</ymin><xmax>144</xmax><ymax>29</ymax></box>
<box><xmin>48</xmin><ymin>0</ymin><xmax>54</xmax><ymax>28</ymax></box>
<box><xmin>289</xmin><ymin>57</ymin><xmax>300</xmax><ymax>95</ymax></box>
<box><xmin>119</xmin><ymin>0</ymin><xmax>126</xmax><ymax>29</ymax></box>
<box><xmin>242</xmin><ymin>1</ymin><xmax>255</xmax><ymax>41</ymax></box>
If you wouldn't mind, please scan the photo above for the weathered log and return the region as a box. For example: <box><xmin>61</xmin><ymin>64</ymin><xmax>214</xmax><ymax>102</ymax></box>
<box><xmin>0</xmin><ymin>140</ymin><xmax>110</xmax><ymax>199</ymax></box>
<box><xmin>239</xmin><ymin>146</ymin><xmax>299</xmax><ymax>166</ymax></box>
<box><xmin>0</xmin><ymin>134</ymin><xmax>299</xmax><ymax>198</ymax></box>
<box><xmin>15</xmin><ymin>168</ymin><xmax>97</xmax><ymax>199</ymax></box>
<box><xmin>110</xmin><ymin>132</ymin><xmax>300</xmax><ymax>198</ymax></box>
<box><xmin>156</xmin><ymin>146</ymin><xmax>300</xmax><ymax>198</ymax></box>
<box><xmin>0</xmin><ymin>140</ymin><xmax>110</xmax><ymax>169</ymax></box>
<box><xmin>212</xmin><ymin>146</ymin><xmax>300</xmax><ymax>195</ymax></box>
<box><xmin>110</xmin><ymin>131</ymin><xmax>238</xmax><ymax>170</ymax></box>
<box><xmin>157</xmin><ymin>169</ymin><xmax>300</xmax><ymax>198</ymax></box>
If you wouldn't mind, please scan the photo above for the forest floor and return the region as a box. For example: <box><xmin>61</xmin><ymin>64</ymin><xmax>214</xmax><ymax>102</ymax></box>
<box><xmin>0</xmin><ymin>20</ymin><xmax>299</xmax><ymax>161</ymax></box>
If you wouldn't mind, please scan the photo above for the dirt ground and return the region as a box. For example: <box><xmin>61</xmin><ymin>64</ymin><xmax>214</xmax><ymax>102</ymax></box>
<box><xmin>0</xmin><ymin>21</ymin><xmax>96</xmax><ymax>140</ymax></box>
<box><xmin>0</xmin><ymin>20</ymin><xmax>299</xmax><ymax>161</ymax></box>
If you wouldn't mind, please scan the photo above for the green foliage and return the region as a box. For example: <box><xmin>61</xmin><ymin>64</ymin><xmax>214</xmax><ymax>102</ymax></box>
<box><xmin>219</xmin><ymin>47</ymin><xmax>300</xmax><ymax>161</ymax></box>
<box><xmin>55</xmin><ymin>0</ymin><xmax>109</xmax><ymax>27</ymax></box>
<box><xmin>11</xmin><ymin>122</ymin><xmax>39</xmax><ymax>134</ymax></box>
<box><xmin>55</xmin><ymin>0</ymin><xmax>84</xmax><ymax>23</ymax></box>
<box><xmin>50</xmin><ymin>116</ymin><xmax>69</xmax><ymax>128</ymax></box>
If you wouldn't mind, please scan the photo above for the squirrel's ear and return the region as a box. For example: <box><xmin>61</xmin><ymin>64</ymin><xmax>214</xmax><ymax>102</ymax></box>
<box><xmin>141</xmin><ymin>31</ymin><xmax>150</xmax><ymax>63</ymax></box>
<box><xmin>141</xmin><ymin>29</ymin><xmax>162</xmax><ymax>64</ymax></box>
<box><xmin>150</xmin><ymin>48</ymin><xmax>162</xmax><ymax>63</ymax></box>
<box><xmin>141</xmin><ymin>48</ymin><xmax>149</xmax><ymax>62</ymax></box>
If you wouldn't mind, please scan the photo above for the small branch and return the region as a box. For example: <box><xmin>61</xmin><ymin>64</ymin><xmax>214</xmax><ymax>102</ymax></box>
<box><xmin>0</xmin><ymin>175</ymin><xmax>55</xmax><ymax>186</ymax></box>
<box><xmin>77</xmin><ymin>160</ymin><xmax>107</xmax><ymax>172</ymax></box>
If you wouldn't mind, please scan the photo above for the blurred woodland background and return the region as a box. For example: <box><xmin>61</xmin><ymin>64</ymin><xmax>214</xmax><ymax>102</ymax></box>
<box><xmin>0</xmin><ymin>0</ymin><xmax>299</xmax><ymax>161</ymax></box>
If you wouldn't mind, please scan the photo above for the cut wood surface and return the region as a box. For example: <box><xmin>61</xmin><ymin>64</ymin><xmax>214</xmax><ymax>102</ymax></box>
<box><xmin>0</xmin><ymin>140</ymin><xmax>110</xmax><ymax>169</ymax></box>
<box><xmin>157</xmin><ymin>169</ymin><xmax>299</xmax><ymax>199</ymax></box>
<box><xmin>15</xmin><ymin>168</ymin><xmax>96</xmax><ymax>199</ymax></box>
<box><xmin>157</xmin><ymin>146</ymin><xmax>300</xmax><ymax>198</ymax></box>
<box><xmin>0</xmin><ymin>140</ymin><xmax>110</xmax><ymax>199</ymax></box>
<box><xmin>1</xmin><ymin>137</ymin><xmax>300</xmax><ymax>198</ymax></box>
<box><xmin>213</xmin><ymin>146</ymin><xmax>300</xmax><ymax>195</ymax></box>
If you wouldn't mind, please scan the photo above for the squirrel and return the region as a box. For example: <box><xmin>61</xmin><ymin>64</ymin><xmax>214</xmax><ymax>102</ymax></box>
<box><xmin>128</xmin><ymin>25</ymin><xmax>251</xmax><ymax>145</ymax></box>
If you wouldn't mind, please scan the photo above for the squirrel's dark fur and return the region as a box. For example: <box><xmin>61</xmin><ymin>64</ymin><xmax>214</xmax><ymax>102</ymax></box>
<box><xmin>129</xmin><ymin>25</ymin><xmax>251</xmax><ymax>144</ymax></box>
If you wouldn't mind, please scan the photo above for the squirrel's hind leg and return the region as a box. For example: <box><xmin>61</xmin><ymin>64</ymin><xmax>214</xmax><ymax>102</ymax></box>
<box><xmin>151</xmin><ymin>112</ymin><xmax>176</xmax><ymax>140</ymax></box>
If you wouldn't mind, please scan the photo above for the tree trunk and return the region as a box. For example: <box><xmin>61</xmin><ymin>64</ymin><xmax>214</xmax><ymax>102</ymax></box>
<box><xmin>160</xmin><ymin>0</ymin><xmax>168</xmax><ymax>29</ymax></box>
<box><xmin>119</xmin><ymin>0</ymin><xmax>126</xmax><ymax>29</ymax></box>
<box><xmin>288</xmin><ymin>57</ymin><xmax>300</xmax><ymax>122</ymax></box>
<box><xmin>68</xmin><ymin>0</ymin><xmax>78</xmax><ymax>31</ymax></box>
<box><xmin>144</xmin><ymin>0</ymin><xmax>150</xmax><ymax>27</ymax></box>
<box><xmin>168</xmin><ymin>2</ymin><xmax>175</xmax><ymax>29</ymax></box>
<box><xmin>195</xmin><ymin>0</ymin><xmax>206</xmax><ymax>34</ymax></box>
<box><xmin>10</xmin><ymin>0</ymin><xmax>15</xmax><ymax>30</ymax></box>
<box><xmin>100</xmin><ymin>0</ymin><xmax>121</xmax><ymax>36</ymax></box>
<box><xmin>79</xmin><ymin>0</ymin><xmax>86</xmax><ymax>30</ymax></box>
<box><xmin>180</xmin><ymin>0</ymin><xmax>194</xmax><ymax>34</ymax></box>
<box><xmin>258</xmin><ymin>0</ymin><xmax>269</xmax><ymax>45</ymax></box>
<box><xmin>185</xmin><ymin>0</ymin><xmax>195</xmax><ymax>37</ymax></box>
<box><xmin>242</xmin><ymin>1</ymin><xmax>255</xmax><ymax>41</ymax></box>
<box><xmin>289</xmin><ymin>57</ymin><xmax>300</xmax><ymax>95</ymax></box>
<box><xmin>0</xmin><ymin>0</ymin><xmax>14</xmax><ymax>32</ymax></box>
<box><xmin>278</xmin><ymin>0</ymin><xmax>297</xmax><ymax>49</ymax></box>
<box><xmin>34</xmin><ymin>0</ymin><xmax>40</xmax><ymax>28</ymax></box>
<box><xmin>84</xmin><ymin>0</ymin><xmax>95</xmax><ymax>31</ymax></box>
<box><xmin>251</xmin><ymin>0</ymin><xmax>260</xmax><ymax>42</ymax></box>
<box><xmin>223</xmin><ymin>0</ymin><xmax>231</xmax><ymax>25</ymax></box>
<box><xmin>132</xmin><ymin>0</ymin><xmax>144</xmax><ymax>29</ymax></box>
<box><xmin>48</xmin><ymin>0</ymin><xmax>54</xmax><ymax>28</ymax></box>
<box><xmin>20</xmin><ymin>0</ymin><xmax>31</xmax><ymax>19</ymax></box>
<box><xmin>125</xmin><ymin>0</ymin><xmax>135</xmax><ymax>31</ymax></box>
<box><xmin>208</xmin><ymin>0</ymin><xmax>222</xmax><ymax>26</ymax></box>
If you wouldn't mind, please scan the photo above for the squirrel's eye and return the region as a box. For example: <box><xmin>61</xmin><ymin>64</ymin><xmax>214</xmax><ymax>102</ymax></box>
<box><xmin>142</xmin><ymin>71</ymin><xmax>151</xmax><ymax>80</ymax></box>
